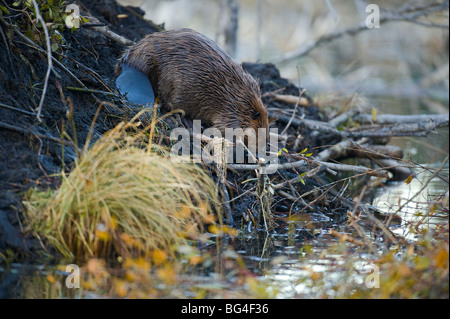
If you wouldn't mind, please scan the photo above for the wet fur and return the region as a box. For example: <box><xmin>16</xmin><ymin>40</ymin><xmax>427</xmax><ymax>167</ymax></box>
<box><xmin>115</xmin><ymin>28</ymin><xmax>269</xmax><ymax>136</ymax></box>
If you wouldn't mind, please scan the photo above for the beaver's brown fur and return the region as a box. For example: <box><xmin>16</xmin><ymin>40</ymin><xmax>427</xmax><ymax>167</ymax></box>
<box><xmin>115</xmin><ymin>28</ymin><xmax>269</xmax><ymax>139</ymax></box>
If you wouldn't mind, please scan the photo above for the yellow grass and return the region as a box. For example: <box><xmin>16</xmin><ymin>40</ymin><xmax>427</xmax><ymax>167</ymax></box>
<box><xmin>23</xmin><ymin>118</ymin><xmax>221</xmax><ymax>259</ymax></box>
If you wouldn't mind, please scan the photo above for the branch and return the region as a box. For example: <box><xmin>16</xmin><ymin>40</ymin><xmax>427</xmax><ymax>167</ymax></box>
<box><xmin>275</xmin><ymin>111</ymin><xmax>449</xmax><ymax>138</ymax></box>
<box><xmin>275</xmin><ymin>1</ymin><xmax>449</xmax><ymax>63</ymax></box>
<box><xmin>5</xmin><ymin>19</ymin><xmax>88</xmax><ymax>90</ymax></box>
<box><xmin>0</xmin><ymin>101</ymin><xmax>41</xmax><ymax>117</ymax></box>
<box><xmin>227</xmin><ymin>156</ymin><xmax>389</xmax><ymax>178</ymax></box>
<box><xmin>31</xmin><ymin>0</ymin><xmax>52</xmax><ymax>122</ymax></box>
<box><xmin>0</xmin><ymin>120</ymin><xmax>79</xmax><ymax>151</ymax></box>
<box><xmin>354</xmin><ymin>113</ymin><xmax>449</xmax><ymax>125</ymax></box>
<box><xmin>91</xmin><ymin>25</ymin><xmax>135</xmax><ymax>46</ymax></box>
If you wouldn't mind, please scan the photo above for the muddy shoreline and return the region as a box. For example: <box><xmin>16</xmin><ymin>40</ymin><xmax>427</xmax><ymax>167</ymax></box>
<box><xmin>0</xmin><ymin>0</ymin><xmax>324</xmax><ymax>256</ymax></box>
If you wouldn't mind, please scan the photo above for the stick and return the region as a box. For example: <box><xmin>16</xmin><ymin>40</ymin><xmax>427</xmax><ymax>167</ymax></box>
<box><xmin>272</xmin><ymin>165</ymin><xmax>323</xmax><ymax>190</ymax></box>
<box><xmin>354</xmin><ymin>113</ymin><xmax>449</xmax><ymax>125</ymax></box>
<box><xmin>31</xmin><ymin>0</ymin><xmax>52</xmax><ymax>122</ymax></box>
<box><xmin>329</xmin><ymin>229</ymin><xmax>365</xmax><ymax>246</ymax></box>
<box><xmin>275</xmin><ymin>112</ymin><xmax>449</xmax><ymax>138</ymax></box>
<box><xmin>0</xmin><ymin>102</ymin><xmax>40</xmax><ymax>117</ymax></box>
<box><xmin>275</xmin><ymin>1</ymin><xmax>449</xmax><ymax>63</ymax></box>
<box><xmin>274</xmin><ymin>94</ymin><xmax>309</xmax><ymax>107</ymax></box>
<box><xmin>8</xmin><ymin>24</ymin><xmax>89</xmax><ymax>91</ymax></box>
<box><xmin>315</xmin><ymin>138</ymin><xmax>368</xmax><ymax>162</ymax></box>
<box><xmin>257</xmin><ymin>158</ymin><xmax>274</xmax><ymax>231</ymax></box>
<box><xmin>66</xmin><ymin>86</ymin><xmax>119</xmax><ymax>97</ymax></box>
<box><xmin>0</xmin><ymin>120</ymin><xmax>79</xmax><ymax>150</ymax></box>
<box><xmin>92</xmin><ymin>25</ymin><xmax>135</xmax><ymax>46</ymax></box>
<box><xmin>314</xmin><ymin>160</ymin><xmax>390</xmax><ymax>178</ymax></box>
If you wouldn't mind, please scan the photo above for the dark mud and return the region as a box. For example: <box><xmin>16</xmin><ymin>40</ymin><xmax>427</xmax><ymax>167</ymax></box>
<box><xmin>0</xmin><ymin>0</ymin><xmax>329</xmax><ymax>256</ymax></box>
<box><xmin>0</xmin><ymin>0</ymin><xmax>161</xmax><ymax>253</ymax></box>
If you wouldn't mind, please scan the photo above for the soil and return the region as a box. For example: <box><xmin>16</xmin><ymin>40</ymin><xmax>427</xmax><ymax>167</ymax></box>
<box><xmin>0</xmin><ymin>0</ymin><xmax>323</xmax><ymax>256</ymax></box>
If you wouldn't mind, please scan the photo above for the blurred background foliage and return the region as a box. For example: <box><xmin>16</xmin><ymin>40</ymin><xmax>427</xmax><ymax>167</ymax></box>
<box><xmin>117</xmin><ymin>0</ymin><xmax>449</xmax><ymax>102</ymax></box>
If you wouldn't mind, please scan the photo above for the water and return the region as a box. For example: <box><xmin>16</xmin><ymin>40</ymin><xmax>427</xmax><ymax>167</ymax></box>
<box><xmin>1</xmin><ymin>0</ymin><xmax>448</xmax><ymax>299</ymax></box>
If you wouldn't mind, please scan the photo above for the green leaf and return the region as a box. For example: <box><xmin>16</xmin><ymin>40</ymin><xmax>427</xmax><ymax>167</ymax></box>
<box><xmin>371</xmin><ymin>107</ymin><xmax>378</xmax><ymax>122</ymax></box>
<box><xmin>299</xmin><ymin>148</ymin><xmax>308</xmax><ymax>154</ymax></box>
<box><xmin>0</xmin><ymin>5</ymin><xmax>11</xmax><ymax>14</ymax></box>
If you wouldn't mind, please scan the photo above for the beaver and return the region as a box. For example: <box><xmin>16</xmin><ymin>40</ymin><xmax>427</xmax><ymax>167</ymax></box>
<box><xmin>115</xmin><ymin>28</ymin><xmax>269</xmax><ymax>142</ymax></box>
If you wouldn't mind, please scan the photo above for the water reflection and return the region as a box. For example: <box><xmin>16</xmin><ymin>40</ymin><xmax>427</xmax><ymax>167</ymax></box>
<box><xmin>373</xmin><ymin>162</ymin><xmax>449</xmax><ymax>239</ymax></box>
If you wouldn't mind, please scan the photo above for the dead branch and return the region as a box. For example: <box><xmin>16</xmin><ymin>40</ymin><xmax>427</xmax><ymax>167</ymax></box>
<box><xmin>273</xmin><ymin>94</ymin><xmax>310</xmax><ymax>106</ymax></box>
<box><xmin>0</xmin><ymin>102</ymin><xmax>41</xmax><ymax>117</ymax></box>
<box><xmin>275</xmin><ymin>111</ymin><xmax>449</xmax><ymax>138</ymax></box>
<box><xmin>354</xmin><ymin>113</ymin><xmax>449</xmax><ymax>125</ymax></box>
<box><xmin>275</xmin><ymin>1</ymin><xmax>449</xmax><ymax>63</ymax></box>
<box><xmin>66</xmin><ymin>86</ymin><xmax>119</xmax><ymax>97</ymax></box>
<box><xmin>92</xmin><ymin>24</ymin><xmax>135</xmax><ymax>46</ymax></box>
<box><xmin>349</xmin><ymin>144</ymin><xmax>404</xmax><ymax>160</ymax></box>
<box><xmin>376</xmin><ymin>159</ymin><xmax>413</xmax><ymax>181</ymax></box>
<box><xmin>6</xmin><ymin>21</ymin><xmax>88</xmax><ymax>90</ymax></box>
<box><xmin>272</xmin><ymin>165</ymin><xmax>323</xmax><ymax>190</ymax></box>
<box><xmin>0</xmin><ymin>120</ymin><xmax>80</xmax><ymax>150</ymax></box>
<box><xmin>227</xmin><ymin>156</ymin><xmax>389</xmax><ymax>178</ymax></box>
<box><xmin>344</xmin><ymin>118</ymin><xmax>449</xmax><ymax>138</ymax></box>
<box><xmin>316</xmin><ymin>138</ymin><xmax>369</xmax><ymax>162</ymax></box>
<box><xmin>314</xmin><ymin>160</ymin><xmax>390</xmax><ymax>178</ymax></box>
<box><xmin>329</xmin><ymin>229</ymin><xmax>365</xmax><ymax>246</ymax></box>
<box><xmin>275</xmin><ymin>114</ymin><xmax>342</xmax><ymax>136</ymax></box>
<box><xmin>31</xmin><ymin>0</ymin><xmax>52</xmax><ymax>123</ymax></box>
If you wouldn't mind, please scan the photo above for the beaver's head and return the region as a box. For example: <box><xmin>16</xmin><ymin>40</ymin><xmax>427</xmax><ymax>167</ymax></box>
<box><xmin>211</xmin><ymin>72</ymin><xmax>269</xmax><ymax>152</ymax></box>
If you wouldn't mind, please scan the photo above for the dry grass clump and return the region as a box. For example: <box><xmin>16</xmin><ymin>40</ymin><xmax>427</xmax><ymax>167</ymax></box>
<box><xmin>23</xmin><ymin>118</ymin><xmax>221</xmax><ymax>259</ymax></box>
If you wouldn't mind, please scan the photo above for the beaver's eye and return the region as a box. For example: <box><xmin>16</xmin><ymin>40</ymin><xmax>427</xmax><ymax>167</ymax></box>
<box><xmin>252</xmin><ymin>111</ymin><xmax>260</xmax><ymax>120</ymax></box>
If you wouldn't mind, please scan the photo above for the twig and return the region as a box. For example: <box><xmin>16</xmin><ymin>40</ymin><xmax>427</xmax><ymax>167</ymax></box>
<box><xmin>0</xmin><ymin>120</ymin><xmax>80</xmax><ymax>151</ymax></box>
<box><xmin>390</xmin><ymin>154</ymin><xmax>449</xmax><ymax>229</ymax></box>
<box><xmin>228</xmin><ymin>155</ymin><xmax>389</xmax><ymax>177</ymax></box>
<box><xmin>275</xmin><ymin>112</ymin><xmax>449</xmax><ymax>138</ymax></box>
<box><xmin>314</xmin><ymin>160</ymin><xmax>390</xmax><ymax>178</ymax></box>
<box><xmin>8</xmin><ymin>22</ymin><xmax>88</xmax><ymax>90</ymax></box>
<box><xmin>344</xmin><ymin>118</ymin><xmax>449</xmax><ymax>138</ymax></box>
<box><xmin>66</xmin><ymin>86</ymin><xmax>119</xmax><ymax>97</ymax></box>
<box><xmin>280</xmin><ymin>74</ymin><xmax>307</xmax><ymax>135</ymax></box>
<box><xmin>92</xmin><ymin>25</ymin><xmax>135</xmax><ymax>46</ymax></box>
<box><xmin>275</xmin><ymin>1</ymin><xmax>449</xmax><ymax>63</ymax></box>
<box><xmin>354</xmin><ymin>113</ymin><xmax>449</xmax><ymax>125</ymax></box>
<box><xmin>272</xmin><ymin>165</ymin><xmax>323</xmax><ymax>190</ymax></box>
<box><xmin>315</xmin><ymin>138</ymin><xmax>368</xmax><ymax>162</ymax></box>
<box><xmin>329</xmin><ymin>229</ymin><xmax>365</xmax><ymax>246</ymax></box>
<box><xmin>31</xmin><ymin>0</ymin><xmax>52</xmax><ymax>122</ymax></box>
<box><xmin>257</xmin><ymin>158</ymin><xmax>274</xmax><ymax>231</ymax></box>
<box><xmin>0</xmin><ymin>102</ymin><xmax>40</xmax><ymax>117</ymax></box>
<box><xmin>274</xmin><ymin>94</ymin><xmax>309</xmax><ymax>106</ymax></box>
